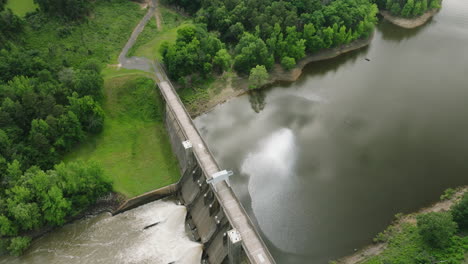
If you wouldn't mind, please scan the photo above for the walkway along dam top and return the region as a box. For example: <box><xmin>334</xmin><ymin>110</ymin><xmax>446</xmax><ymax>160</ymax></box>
<box><xmin>157</xmin><ymin>76</ymin><xmax>276</xmax><ymax>264</ymax></box>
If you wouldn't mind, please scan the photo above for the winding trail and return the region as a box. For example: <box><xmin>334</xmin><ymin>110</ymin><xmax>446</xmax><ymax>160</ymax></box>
<box><xmin>117</xmin><ymin>2</ymin><xmax>276</xmax><ymax>264</ymax></box>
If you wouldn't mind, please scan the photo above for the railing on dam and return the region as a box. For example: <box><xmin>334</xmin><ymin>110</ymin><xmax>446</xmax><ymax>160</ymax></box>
<box><xmin>157</xmin><ymin>75</ymin><xmax>275</xmax><ymax>264</ymax></box>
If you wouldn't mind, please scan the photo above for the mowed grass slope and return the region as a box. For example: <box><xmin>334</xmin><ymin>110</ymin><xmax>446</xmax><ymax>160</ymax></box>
<box><xmin>6</xmin><ymin>0</ymin><xmax>37</xmax><ymax>17</ymax></box>
<box><xmin>66</xmin><ymin>74</ymin><xmax>180</xmax><ymax>197</ymax></box>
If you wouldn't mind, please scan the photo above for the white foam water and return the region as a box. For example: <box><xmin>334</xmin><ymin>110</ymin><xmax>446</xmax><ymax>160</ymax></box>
<box><xmin>0</xmin><ymin>200</ymin><xmax>202</xmax><ymax>264</ymax></box>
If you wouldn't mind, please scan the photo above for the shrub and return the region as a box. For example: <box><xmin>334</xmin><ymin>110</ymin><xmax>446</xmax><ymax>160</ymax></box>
<box><xmin>440</xmin><ymin>188</ymin><xmax>456</xmax><ymax>200</ymax></box>
<box><xmin>416</xmin><ymin>212</ymin><xmax>457</xmax><ymax>248</ymax></box>
<box><xmin>281</xmin><ymin>56</ymin><xmax>296</xmax><ymax>71</ymax></box>
<box><xmin>451</xmin><ymin>192</ymin><xmax>468</xmax><ymax>230</ymax></box>
<box><xmin>7</xmin><ymin>236</ymin><xmax>31</xmax><ymax>256</ymax></box>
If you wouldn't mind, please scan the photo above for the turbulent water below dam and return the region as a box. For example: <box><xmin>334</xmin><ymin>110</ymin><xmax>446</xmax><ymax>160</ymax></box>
<box><xmin>195</xmin><ymin>0</ymin><xmax>468</xmax><ymax>263</ymax></box>
<box><xmin>0</xmin><ymin>200</ymin><xmax>202</xmax><ymax>264</ymax></box>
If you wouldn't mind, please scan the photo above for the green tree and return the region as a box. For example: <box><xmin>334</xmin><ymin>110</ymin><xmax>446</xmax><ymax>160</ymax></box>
<box><xmin>401</xmin><ymin>0</ymin><xmax>415</xmax><ymax>17</ymax></box>
<box><xmin>281</xmin><ymin>56</ymin><xmax>296</xmax><ymax>71</ymax></box>
<box><xmin>34</xmin><ymin>0</ymin><xmax>90</xmax><ymax>20</ymax></box>
<box><xmin>412</xmin><ymin>1</ymin><xmax>423</xmax><ymax>16</ymax></box>
<box><xmin>213</xmin><ymin>49</ymin><xmax>232</xmax><ymax>73</ymax></box>
<box><xmin>0</xmin><ymin>215</ymin><xmax>18</xmax><ymax>236</ymax></box>
<box><xmin>417</xmin><ymin>212</ymin><xmax>458</xmax><ymax>248</ymax></box>
<box><xmin>451</xmin><ymin>192</ymin><xmax>468</xmax><ymax>230</ymax></box>
<box><xmin>234</xmin><ymin>33</ymin><xmax>273</xmax><ymax>74</ymax></box>
<box><xmin>248</xmin><ymin>65</ymin><xmax>268</xmax><ymax>90</ymax></box>
<box><xmin>7</xmin><ymin>236</ymin><xmax>31</xmax><ymax>256</ymax></box>
<box><xmin>42</xmin><ymin>185</ymin><xmax>71</xmax><ymax>226</ymax></box>
<box><xmin>390</xmin><ymin>2</ymin><xmax>402</xmax><ymax>15</ymax></box>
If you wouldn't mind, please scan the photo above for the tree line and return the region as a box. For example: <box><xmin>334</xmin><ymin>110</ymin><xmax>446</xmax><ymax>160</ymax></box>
<box><xmin>374</xmin><ymin>0</ymin><xmax>442</xmax><ymax>17</ymax></box>
<box><xmin>161</xmin><ymin>0</ymin><xmax>378</xmax><ymax>88</ymax></box>
<box><xmin>0</xmin><ymin>0</ymin><xmax>112</xmax><ymax>256</ymax></box>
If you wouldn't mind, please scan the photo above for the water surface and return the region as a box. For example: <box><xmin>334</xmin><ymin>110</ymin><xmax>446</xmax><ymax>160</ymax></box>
<box><xmin>195</xmin><ymin>1</ymin><xmax>468</xmax><ymax>262</ymax></box>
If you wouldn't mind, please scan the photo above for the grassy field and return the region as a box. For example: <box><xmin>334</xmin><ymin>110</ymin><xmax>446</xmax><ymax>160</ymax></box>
<box><xmin>129</xmin><ymin>7</ymin><xmax>192</xmax><ymax>60</ymax></box>
<box><xmin>5</xmin><ymin>0</ymin><xmax>37</xmax><ymax>17</ymax></box>
<box><xmin>66</xmin><ymin>72</ymin><xmax>180</xmax><ymax>197</ymax></box>
<box><xmin>23</xmin><ymin>0</ymin><xmax>145</xmax><ymax>66</ymax></box>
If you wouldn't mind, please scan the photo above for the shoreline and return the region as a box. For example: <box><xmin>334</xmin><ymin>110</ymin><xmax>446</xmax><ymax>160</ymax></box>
<box><xmin>188</xmin><ymin>32</ymin><xmax>374</xmax><ymax>117</ymax></box>
<box><xmin>335</xmin><ymin>186</ymin><xmax>468</xmax><ymax>264</ymax></box>
<box><xmin>380</xmin><ymin>9</ymin><xmax>439</xmax><ymax>29</ymax></box>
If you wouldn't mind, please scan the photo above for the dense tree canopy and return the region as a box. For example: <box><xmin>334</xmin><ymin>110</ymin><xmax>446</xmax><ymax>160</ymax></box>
<box><xmin>160</xmin><ymin>25</ymin><xmax>225</xmax><ymax>80</ymax></box>
<box><xmin>0</xmin><ymin>47</ymin><xmax>104</xmax><ymax>171</ymax></box>
<box><xmin>34</xmin><ymin>0</ymin><xmax>91</xmax><ymax>20</ymax></box>
<box><xmin>416</xmin><ymin>212</ymin><xmax>458</xmax><ymax>249</ymax></box>
<box><xmin>374</xmin><ymin>0</ymin><xmax>442</xmax><ymax>17</ymax></box>
<box><xmin>162</xmin><ymin>0</ymin><xmax>378</xmax><ymax>82</ymax></box>
<box><xmin>451</xmin><ymin>192</ymin><xmax>468</xmax><ymax>230</ymax></box>
<box><xmin>0</xmin><ymin>161</ymin><xmax>111</xmax><ymax>256</ymax></box>
<box><xmin>0</xmin><ymin>44</ymin><xmax>108</xmax><ymax>256</ymax></box>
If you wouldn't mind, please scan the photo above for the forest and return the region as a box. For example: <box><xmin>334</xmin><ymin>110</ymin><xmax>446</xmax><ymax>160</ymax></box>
<box><xmin>0</xmin><ymin>0</ymin><xmax>112</xmax><ymax>255</ymax></box>
<box><xmin>374</xmin><ymin>0</ymin><xmax>442</xmax><ymax>17</ymax></box>
<box><xmin>161</xmin><ymin>0</ymin><xmax>378</xmax><ymax>87</ymax></box>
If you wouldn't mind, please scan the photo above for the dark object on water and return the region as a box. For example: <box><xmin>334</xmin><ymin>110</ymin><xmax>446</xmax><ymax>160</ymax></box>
<box><xmin>143</xmin><ymin>222</ymin><xmax>160</xmax><ymax>230</ymax></box>
<box><xmin>365</xmin><ymin>58</ymin><xmax>370</xmax><ymax>61</ymax></box>
<box><xmin>168</xmin><ymin>262</ymin><xmax>175</xmax><ymax>264</ymax></box>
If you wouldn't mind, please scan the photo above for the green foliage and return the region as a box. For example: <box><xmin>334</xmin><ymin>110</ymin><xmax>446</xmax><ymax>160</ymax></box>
<box><xmin>4</xmin><ymin>0</ymin><xmax>37</xmax><ymax>17</ymax></box>
<box><xmin>234</xmin><ymin>33</ymin><xmax>273</xmax><ymax>74</ymax></box>
<box><xmin>213</xmin><ymin>49</ymin><xmax>232</xmax><ymax>73</ymax></box>
<box><xmin>451</xmin><ymin>192</ymin><xmax>468</xmax><ymax>230</ymax></box>
<box><xmin>161</xmin><ymin>24</ymin><xmax>225</xmax><ymax>80</ymax></box>
<box><xmin>163</xmin><ymin>0</ymin><xmax>378</xmax><ymax>82</ymax></box>
<box><xmin>441</xmin><ymin>188</ymin><xmax>457</xmax><ymax>200</ymax></box>
<box><xmin>0</xmin><ymin>9</ymin><xmax>24</xmax><ymax>48</ymax></box>
<box><xmin>24</xmin><ymin>0</ymin><xmax>144</xmax><ymax>66</ymax></box>
<box><xmin>0</xmin><ymin>161</ymin><xmax>110</xmax><ymax>255</ymax></box>
<box><xmin>0</xmin><ymin>47</ymin><xmax>104</xmax><ymax>169</ymax></box>
<box><xmin>376</xmin><ymin>0</ymin><xmax>442</xmax><ymax>17</ymax></box>
<box><xmin>66</xmin><ymin>75</ymin><xmax>180</xmax><ymax>197</ymax></box>
<box><xmin>281</xmin><ymin>56</ymin><xmax>296</xmax><ymax>71</ymax></box>
<box><xmin>364</xmin><ymin>223</ymin><xmax>467</xmax><ymax>264</ymax></box>
<box><xmin>417</xmin><ymin>212</ymin><xmax>458</xmax><ymax>249</ymax></box>
<box><xmin>7</xmin><ymin>236</ymin><xmax>31</xmax><ymax>256</ymax></box>
<box><xmin>34</xmin><ymin>0</ymin><xmax>90</xmax><ymax>20</ymax></box>
<box><xmin>249</xmin><ymin>65</ymin><xmax>269</xmax><ymax>90</ymax></box>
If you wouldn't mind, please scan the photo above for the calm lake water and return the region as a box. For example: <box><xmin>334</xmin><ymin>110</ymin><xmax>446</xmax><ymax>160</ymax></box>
<box><xmin>195</xmin><ymin>0</ymin><xmax>468</xmax><ymax>263</ymax></box>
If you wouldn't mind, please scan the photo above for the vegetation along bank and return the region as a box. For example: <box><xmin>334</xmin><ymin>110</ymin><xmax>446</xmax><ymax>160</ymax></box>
<box><xmin>336</xmin><ymin>187</ymin><xmax>468</xmax><ymax>264</ymax></box>
<box><xmin>375</xmin><ymin>0</ymin><xmax>442</xmax><ymax>28</ymax></box>
<box><xmin>0</xmin><ymin>0</ymin><xmax>179</xmax><ymax>256</ymax></box>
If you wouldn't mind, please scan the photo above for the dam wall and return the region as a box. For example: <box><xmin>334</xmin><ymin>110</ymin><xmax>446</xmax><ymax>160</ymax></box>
<box><xmin>159</xmin><ymin>79</ymin><xmax>275</xmax><ymax>264</ymax></box>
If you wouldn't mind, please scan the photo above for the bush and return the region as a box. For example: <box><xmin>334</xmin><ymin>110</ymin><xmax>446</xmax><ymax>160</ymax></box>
<box><xmin>281</xmin><ymin>56</ymin><xmax>296</xmax><ymax>71</ymax></box>
<box><xmin>416</xmin><ymin>212</ymin><xmax>457</xmax><ymax>248</ymax></box>
<box><xmin>440</xmin><ymin>188</ymin><xmax>456</xmax><ymax>200</ymax></box>
<box><xmin>7</xmin><ymin>236</ymin><xmax>31</xmax><ymax>256</ymax></box>
<box><xmin>451</xmin><ymin>192</ymin><xmax>468</xmax><ymax>230</ymax></box>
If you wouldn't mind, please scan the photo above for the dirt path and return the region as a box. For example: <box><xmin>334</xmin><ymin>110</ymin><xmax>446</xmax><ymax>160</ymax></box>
<box><xmin>154</xmin><ymin>0</ymin><xmax>163</xmax><ymax>30</ymax></box>
<box><xmin>118</xmin><ymin>0</ymin><xmax>157</xmax><ymax>71</ymax></box>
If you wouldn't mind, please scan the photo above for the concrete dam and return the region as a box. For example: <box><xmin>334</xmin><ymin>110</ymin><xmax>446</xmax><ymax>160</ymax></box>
<box><xmin>113</xmin><ymin>76</ymin><xmax>276</xmax><ymax>264</ymax></box>
<box><xmin>115</xmin><ymin>1</ymin><xmax>276</xmax><ymax>262</ymax></box>
<box><xmin>159</xmin><ymin>77</ymin><xmax>275</xmax><ymax>264</ymax></box>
